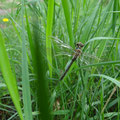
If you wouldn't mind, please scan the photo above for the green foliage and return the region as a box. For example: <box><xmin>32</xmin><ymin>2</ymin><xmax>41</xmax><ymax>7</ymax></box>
<box><xmin>0</xmin><ymin>0</ymin><xmax>120</xmax><ymax>120</ymax></box>
<box><xmin>0</xmin><ymin>30</ymin><xmax>23</xmax><ymax>120</ymax></box>
<box><xmin>61</xmin><ymin>0</ymin><xmax>74</xmax><ymax>47</ymax></box>
<box><xmin>21</xmin><ymin>0</ymin><xmax>33</xmax><ymax>119</ymax></box>
<box><xmin>46</xmin><ymin>0</ymin><xmax>54</xmax><ymax>78</ymax></box>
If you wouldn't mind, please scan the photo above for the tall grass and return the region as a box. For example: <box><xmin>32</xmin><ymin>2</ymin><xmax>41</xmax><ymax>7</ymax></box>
<box><xmin>0</xmin><ymin>30</ymin><xmax>23</xmax><ymax>120</ymax></box>
<box><xmin>46</xmin><ymin>0</ymin><xmax>54</xmax><ymax>78</ymax></box>
<box><xmin>0</xmin><ymin>0</ymin><xmax>120</xmax><ymax>120</ymax></box>
<box><xmin>21</xmin><ymin>0</ymin><xmax>33</xmax><ymax>119</ymax></box>
<box><xmin>61</xmin><ymin>0</ymin><xmax>74</xmax><ymax>47</ymax></box>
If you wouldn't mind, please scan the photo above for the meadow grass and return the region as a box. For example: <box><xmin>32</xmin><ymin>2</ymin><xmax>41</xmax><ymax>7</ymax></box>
<box><xmin>0</xmin><ymin>0</ymin><xmax>120</xmax><ymax>120</ymax></box>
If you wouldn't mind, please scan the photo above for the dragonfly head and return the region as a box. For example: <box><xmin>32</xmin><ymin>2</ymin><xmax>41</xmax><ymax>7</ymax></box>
<box><xmin>76</xmin><ymin>42</ymin><xmax>84</xmax><ymax>49</ymax></box>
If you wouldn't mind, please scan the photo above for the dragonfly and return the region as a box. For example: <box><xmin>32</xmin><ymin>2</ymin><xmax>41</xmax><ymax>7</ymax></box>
<box><xmin>50</xmin><ymin>37</ymin><xmax>97</xmax><ymax>83</ymax></box>
<box><xmin>59</xmin><ymin>42</ymin><xmax>84</xmax><ymax>81</ymax></box>
<box><xmin>48</xmin><ymin>36</ymin><xmax>99</xmax><ymax>85</ymax></box>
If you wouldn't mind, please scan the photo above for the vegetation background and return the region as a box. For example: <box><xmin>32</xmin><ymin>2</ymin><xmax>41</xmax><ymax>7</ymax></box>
<box><xmin>0</xmin><ymin>0</ymin><xmax>120</xmax><ymax>120</ymax></box>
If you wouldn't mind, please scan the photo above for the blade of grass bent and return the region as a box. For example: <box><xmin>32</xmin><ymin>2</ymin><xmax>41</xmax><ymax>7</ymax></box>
<box><xmin>46</xmin><ymin>0</ymin><xmax>54</xmax><ymax>78</ymax></box>
<box><xmin>21</xmin><ymin>0</ymin><xmax>33</xmax><ymax>120</ymax></box>
<box><xmin>76</xmin><ymin>60</ymin><xmax>120</xmax><ymax>70</ymax></box>
<box><xmin>0</xmin><ymin>30</ymin><xmax>23</xmax><ymax>120</ymax></box>
<box><xmin>90</xmin><ymin>74</ymin><xmax>120</xmax><ymax>88</ymax></box>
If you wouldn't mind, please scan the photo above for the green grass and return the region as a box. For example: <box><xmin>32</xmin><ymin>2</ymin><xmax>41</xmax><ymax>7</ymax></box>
<box><xmin>0</xmin><ymin>0</ymin><xmax>120</xmax><ymax>120</ymax></box>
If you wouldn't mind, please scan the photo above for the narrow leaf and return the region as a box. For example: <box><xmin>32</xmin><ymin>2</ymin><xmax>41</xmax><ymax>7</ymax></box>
<box><xmin>0</xmin><ymin>30</ymin><xmax>23</xmax><ymax>120</ymax></box>
<box><xmin>46</xmin><ymin>0</ymin><xmax>54</xmax><ymax>77</ymax></box>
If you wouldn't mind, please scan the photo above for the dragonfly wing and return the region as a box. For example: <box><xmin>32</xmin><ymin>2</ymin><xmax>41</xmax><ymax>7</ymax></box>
<box><xmin>79</xmin><ymin>51</ymin><xmax>101</xmax><ymax>65</ymax></box>
<box><xmin>50</xmin><ymin>36</ymin><xmax>75</xmax><ymax>57</ymax></box>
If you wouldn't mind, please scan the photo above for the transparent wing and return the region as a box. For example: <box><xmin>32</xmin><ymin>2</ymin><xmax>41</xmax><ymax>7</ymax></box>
<box><xmin>47</xmin><ymin>36</ymin><xmax>100</xmax><ymax>64</ymax></box>
<box><xmin>50</xmin><ymin>36</ymin><xmax>74</xmax><ymax>50</ymax></box>
<box><xmin>50</xmin><ymin>36</ymin><xmax>75</xmax><ymax>57</ymax></box>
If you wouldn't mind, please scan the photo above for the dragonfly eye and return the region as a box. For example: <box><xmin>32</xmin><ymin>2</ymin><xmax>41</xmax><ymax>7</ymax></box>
<box><xmin>76</xmin><ymin>42</ymin><xmax>84</xmax><ymax>49</ymax></box>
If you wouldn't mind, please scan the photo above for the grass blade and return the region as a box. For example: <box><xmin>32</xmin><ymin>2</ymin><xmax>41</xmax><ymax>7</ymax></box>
<box><xmin>112</xmin><ymin>0</ymin><xmax>119</xmax><ymax>35</ymax></box>
<box><xmin>21</xmin><ymin>0</ymin><xmax>33</xmax><ymax>120</ymax></box>
<box><xmin>90</xmin><ymin>74</ymin><xmax>120</xmax><ymax>88</ymax></box>
<box><xmin>32</xmin><ymin>17</ymin><xmax>51</xmax><ymax>120</ymax></box>
<box><xmin>0</xmin><ymin>30</ymin><xmax>23</xmax><ymax>120</ymax></box>
<box><xmin>61</xmin><ymin>0</ymin><xmax>74</xmax><ymax>47</ymax></box>
<box><xmin>46</xmin><ymin>0</ymin><xmax>54</xmax><ymax>77</ymax></box>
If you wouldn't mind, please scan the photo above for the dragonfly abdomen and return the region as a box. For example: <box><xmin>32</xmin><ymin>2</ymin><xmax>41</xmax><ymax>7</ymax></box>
<box><xmin>59</xmin><ymin>55</ymin><xmax>77</xmax><ymax>81</ymax></box>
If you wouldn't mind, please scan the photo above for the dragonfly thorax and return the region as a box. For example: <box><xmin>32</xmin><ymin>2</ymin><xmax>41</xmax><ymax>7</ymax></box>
<box><xmin>76</xmin><ymin>42</ymin><xmax>84</xmax><ymax>49</ymax></box>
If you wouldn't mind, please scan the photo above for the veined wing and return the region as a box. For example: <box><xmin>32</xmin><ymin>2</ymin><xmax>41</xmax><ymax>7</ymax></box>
<box><xmin>51</xmin><ymin>36</ymin><xmax>99</xmax><ymax>61</ymax></box>
<box><xmin>50</xmin><ymin>36</ymin><xmax>75</xmax><ymax>57</ymax></box>
<box><xmin>49</xmin><ymin>36</ymin><xmax>100</xmax><ymax>64</ymax></box>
